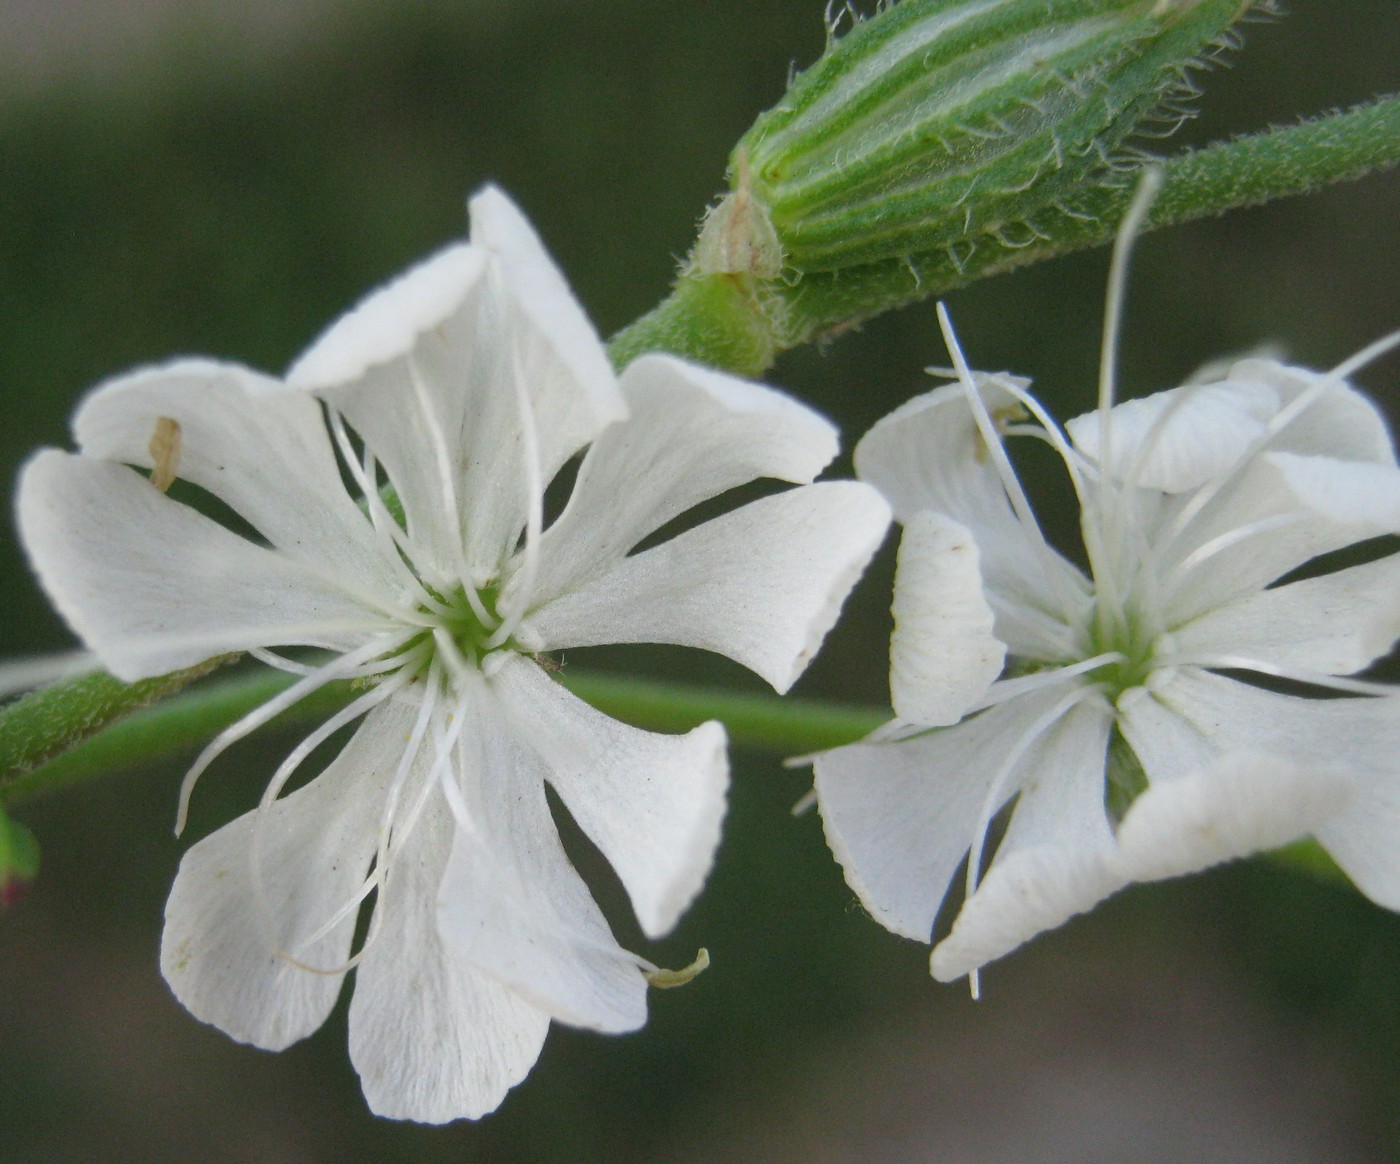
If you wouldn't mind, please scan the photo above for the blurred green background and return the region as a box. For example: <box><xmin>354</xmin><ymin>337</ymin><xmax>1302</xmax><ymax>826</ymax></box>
<box><xmin>1</xmin><ymin>1</ymin><xmax>1398</xmax><ymax>1160</ymax></box>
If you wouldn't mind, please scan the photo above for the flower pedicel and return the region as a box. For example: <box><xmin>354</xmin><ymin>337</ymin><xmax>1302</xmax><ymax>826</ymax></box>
<box><xmin>17</xmin><ymin>187</ymin><xmax>891</xmax><ymax>1121</ymax></box>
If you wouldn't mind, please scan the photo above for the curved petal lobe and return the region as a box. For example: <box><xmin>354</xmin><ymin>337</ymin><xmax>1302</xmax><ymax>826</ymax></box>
<box><xmin>495</xmin><ymin>657</ymin><xmax>728</xmax><ymax>938</ymax></box>
<box><xmin>889</xmin><ymin>511</ymin><xmax>1005</xmax><ymax>726</ymax></box>
<box><xmin>349</xmin><ymin>803</ymin><xmax>549</xmax><ymax>1124</ymax></box>
<box><xmin>161</xmin><ymin>700</ymin><xmax>409</xmax><ymax>1051</ymax></box>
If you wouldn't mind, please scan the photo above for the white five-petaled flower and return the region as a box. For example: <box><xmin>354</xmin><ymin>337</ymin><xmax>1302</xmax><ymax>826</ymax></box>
<box><xmin>17</xmin><ymin>187</ymin><xmax>891</xmax><ymax>1122</ymax></box>
<box><xmin>815</xmin><ymin>302</ymin><xmax>1400</xmax><ymax>992</ymax></box>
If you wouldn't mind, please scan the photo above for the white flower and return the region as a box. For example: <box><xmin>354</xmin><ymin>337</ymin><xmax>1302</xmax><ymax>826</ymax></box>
<box><xmin>17</xmin><ymin>187</ymin><xmax>892</xmax><ymax>1122</ymax></box>
<box><xmin>815</xmin><ymin>306</ymin><xmax>1400</xmax><ymax>991</ymax></box>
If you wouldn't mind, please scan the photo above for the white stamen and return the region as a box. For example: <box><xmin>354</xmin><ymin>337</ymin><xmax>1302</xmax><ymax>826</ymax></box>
<box><xmin>325</xmin><ymin>407</ymin><xmax>455</xmax><ymax>621</ymax></box>
<box><xmin>1088</xmin><ymin>169</ymin><xmax>1163</xmax><ymax>643</ymax></box>
<box><xmin>406</xmin><ymin>353</ymin><xmax>498</xmax><ymax>632</ymax></box>
<box><xmin>1156</xmin><ymin>328</ymin><xmax>1400</xmax><ymax>562</ymax></box>
<box><xmin>967</xmin><ymin>652</ymin><xmax>1126</xmax><ymax>712</ymax></box>
<box><xmin>1156</xmin><ymin>653</ymin><xmax>1400</xmax><ymax>698</ymax></box>
<box><xmin>174</xmin><ymin>631</ymin><xmax>412</xmax><ymax>834</ymax></box>
<box><xmin>961</xmin><ymin>688</ymin><xmax>1094</xmax><ymax>917</ymax></box>
<box><xmin>247</xmin><ymin>674</ymin><xmax>405</xmax><ymax>975</ymax></box>
<box><xmin>937</xmin><ymin>304</ymin><xmax>1086</xmax><ymax>619</ymax></box>
<box><xmin>1169</xmin><ymin>512</ymin><xmax>1301</xmax><ymax>580</ymax></box>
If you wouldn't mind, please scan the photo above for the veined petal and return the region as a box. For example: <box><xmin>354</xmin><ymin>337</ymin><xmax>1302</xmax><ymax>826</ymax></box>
<box><xmin>297</xmin><ymin>192</ymin><xmax>627</xmax><ymax>578</ymax></box>
<box><xmin>524</xmin><ymin>353</ymin><xmax>838</xmax><ymax>609</ymax></box>
<box><xmin>524</xmin><ymin>482</ymin><xmax>890</xmax><ymax>694</ymax></box>
<box><xmin>929</xmin><ymin>844</ymin><xmax>1120</xmax><ymax>984</ymax></box>
<box><xmin>160</xmin><ymin>699</ymin><xmax>410</xmax><ymax>1052</ymax></box>
<box><xmin>1129</xmin><ymin>667</ymin><xmax>1400</xmax><ymax>912</ymax></box>
<box><xmin>1065</xmin><ymin>379</ymin><xmax>1277</xmax><ymax>493</ymax></box>
<box><xmin>1113</xmin><ymin>751</ymin><xmax>1350</xmax><ymax>882</ymax></box>
<box><xmin>1229</xmin><ymin>358</ymin><xmax>1398</xmax><ymax>465</ymax></box>
<box><xmin>286</xmin><ymin>244</ymin><xmax>488</xmax><ymax>389</ymax></box>
<box><xmin>1161</xmin><ymin>451</ymin><xmax>1400</xmax><ymax>623</ymax></box>
<box><xmin>889</xmin><ymin>511</ymin><xmax>1005</xmax><ymax>726</ymax></box>
<box><xmin>436</xmin><ymin>679</ymin><xmax>647</xmax><ymax>1034</ymax></box>
<box><xmin>348</xmin><ymin>801</ymin><xmax>550</xmax><ymax>1124</ymax></box>
<box><xmin>855</xmin><ymin>378</ymin><xmax>1087</xmax><ymax>657</ymax></box>
<box><xmin>18</xmin><ymin>451</ymin><xmax>386</xmax><ymax>680</ymax></box>
<box><xmin>930</xmin><ymin>699</ymin><xmax>1117</xmax><ymax>982</ymax></box>
<box><xmin>1171</xmin><ymin>552</ymin><xmax>1400</xmax><ymax>675</ymax></box>
<box><xmin>814</xmin><ymin>689</ymin><xmax>1076</xmax><ymax>943</ymax></box>
<box><xmin>73</xmin><ymin>358</ymin><xmax>396</xmax><ymax>594</ymax></box>
<box><xmin>468</xmin><ymin>186</ymin><xmax>619</xmax><ymax>423</ymax></box>
<box><xmin>494</xmin><ymin>656</ymin><xmax>728</xmax><ymax>938</ymax></box>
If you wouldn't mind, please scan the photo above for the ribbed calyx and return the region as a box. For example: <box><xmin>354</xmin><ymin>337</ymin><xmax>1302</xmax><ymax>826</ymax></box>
<box><xmin>720</xmin><ymin>0</ymin><xmax>1254</xmax><ymax>275</ymax></box>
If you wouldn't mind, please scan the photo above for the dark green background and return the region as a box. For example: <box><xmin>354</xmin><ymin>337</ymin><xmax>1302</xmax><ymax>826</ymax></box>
<box><xmin>1</xmin><ymin>2</ymin><xmax>1398</xmax><ymax>1160</ymax></box>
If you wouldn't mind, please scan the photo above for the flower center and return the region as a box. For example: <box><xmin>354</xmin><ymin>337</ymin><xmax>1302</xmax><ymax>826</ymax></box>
<box><xmin>1084</xmin><ymin>592</ymin><xmax>1161</xmax><ymax>701</ymax></box>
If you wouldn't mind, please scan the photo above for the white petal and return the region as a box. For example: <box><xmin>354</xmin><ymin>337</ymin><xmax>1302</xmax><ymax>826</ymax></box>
<box><xmin>435</xmin><ymin>683</ymin><xmax>648</xmax><ymax>1034</ymax></box>
<box><xmin>1161</xmin><ymin>451</ymin><xmax>1400</xmax><ymax>623</ymax></box>
<box><xmin>1066</xmin><ymin>379</ymin><xmax>1278</xmax><ymax>492</ymax></box>
<box><xmin>468</xmin><ymin>186</ymin><xmax>619</xmax><ymax>419</ymax></box>
<box><xmin>889</xmin><ymin>511</ymin><xmax>1005</xmax><ymax>726</ymax></box>
<box><xmin>160</xmin><ymin>699</ymin><xmax>409</xmax><ymax>1052</ymax></box>
<box><xmin>18</xmin><ymin>451</ymin><xmax>385</xmax><ymax>680</ymax></box>
<box><xmin>1228</xmin><ymin>358</ymin><xmax>1397</xmax><ymax>465</ymax></box>
<box><xmin>1113</xmin><ymin>751</ymin><xmax>1350</xmax><ymax>882</ymax></box>
<box><xmin>814</xmin><ymin>689</ymin><xmax>1075</xmax><ymax>942</ymax></box>
<box><xmin>930</xmin><ymin>699</ymin><xmax>1118</xmax><ymax>982</ymax></box>
<box><xmin>526</xmin><ymin>482</ymin><xmax>891</xmax><ymax>694</ymax></box>
<box><xmin>1263</xmin><ymin>452</ymin><xmax>1400</xmax><ymax>528</ymax></box>
<box><xmin>525</xmin><ymin>353</ymin><xmax>838</xmax><ymax>609</ymax></box>
<box><xmin>349</xmin><ymin>801</ymin><xmax>550</xmax><ymax>1124</ymax></box>
<box><xmin>494</xmin><ymin>656</ymin><xmax>728</xmax><ymax>938</ymax></box>
<box><xmin>1134</xmin><ymin>667</ymin><xmax>1400</xmax><ymax>911</ymax></box>
<box><xmin>72</xmin><ymin>358</ymin><xmax>396</xmax><ymax>593</ymax></box>
<box><xmin>286</xmin><ymin>244</ymin><xmax>489</xmax><ymax>389</ymax></box>
<box><xmin>1172</xmin><ymin>552</ymin><xmax>1400</xmax><ymax>675</ymax></box>
<box><xmin>856</xmin><ymin>378</ymin><xmax>1088</xmax><ymax>658</ymax></box>
<box><xmin>299</xmin><ymin>196</ymin><xmax>626</xmax><ymax>577</ymax></box>
<box><xmin>929</xmin><ymin>844</ymin><xmax>1120</xmax><ymax>983</ymax></box>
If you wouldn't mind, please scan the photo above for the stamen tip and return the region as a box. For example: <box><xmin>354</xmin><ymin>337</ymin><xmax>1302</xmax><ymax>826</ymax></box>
<box><xmin>645</xmin><ymin>947</ymin><xmax>711</xmax><ymax>989</ymax></box>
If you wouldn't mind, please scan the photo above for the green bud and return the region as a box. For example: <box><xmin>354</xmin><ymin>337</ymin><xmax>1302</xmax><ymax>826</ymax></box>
<box><xmin>0</xmin><ymin>810</ymin><xmax>39</xmax><ymax>910</ymax></box>
<box><xmin>733</xmin><ymin>0</ymin><xmax>1253</xmax><ymax>273</ymax></box>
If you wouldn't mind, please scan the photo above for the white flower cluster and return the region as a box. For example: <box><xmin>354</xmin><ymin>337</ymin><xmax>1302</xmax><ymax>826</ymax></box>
<box><xmin>15</xmin><ymin>180</ymin><xmax>1400</xmax><ymax>1123</ymax></box>
<box><xmin>17</xmin><ymin>188</ymin><xmax>891</xmax><ymax>1122</ymax></box>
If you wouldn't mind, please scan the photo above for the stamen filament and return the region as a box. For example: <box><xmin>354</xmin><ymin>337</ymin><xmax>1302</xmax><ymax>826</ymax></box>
<box><xmin>938</xmin><ymin>303</ymin><xmax>1086</xmax><ymax>620</ymax></box>
<box><xmin>248</xmin><ymin>674</ymin><xmax>405</xmax><ymax>974</ymax></box>
<box><xmin>1156</xmin><ymin>653</ymin><xmax>1400</xmax><ymax>698</ymax></box>
<box><xmin>174</xmin><ymin>631</ymin><xmax>412</xmax><ymax>834</ymax></box>
<box><xmin>406</xmin><ymin>354</ymin><xmax>498</xmax><ymax>632</ymax></box>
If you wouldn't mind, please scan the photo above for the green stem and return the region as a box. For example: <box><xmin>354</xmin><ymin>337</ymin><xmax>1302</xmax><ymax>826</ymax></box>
<box><xmin>0</xmin><ymin>655</ymin><xmax>233</xmax><ymax>792</ymax></box>
<box><xmin>0</xmin><ymin>666</ymin><xmax>888</xmax><ymax>807</ymax></box>
<box><xmin>613</xmin><ymin>97</ymin><xmax>1400</xmax><ymax>370</ymax></box>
